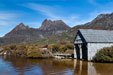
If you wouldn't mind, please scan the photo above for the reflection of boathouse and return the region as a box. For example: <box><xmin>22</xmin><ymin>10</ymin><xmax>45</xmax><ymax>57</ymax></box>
<box><xmin>74</xmin><ymin>60</ymin><xmax>97</xmax><ymax>75</ymax></box>
<box><xmin>74</xmin><ymin>59</ymin><xmax>113</xmax><ymax>75</ymax></box>
<box><xmin>74</xmin><ymin>29</ymin><xmax>113</xmax><ymax>60</ymax></box>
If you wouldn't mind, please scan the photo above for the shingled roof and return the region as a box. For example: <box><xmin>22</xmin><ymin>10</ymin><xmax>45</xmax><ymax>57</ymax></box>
<box><xmin>79</xmin><ymin>29</ymin><xmax>113</xmax><ymax>43</ymax></box>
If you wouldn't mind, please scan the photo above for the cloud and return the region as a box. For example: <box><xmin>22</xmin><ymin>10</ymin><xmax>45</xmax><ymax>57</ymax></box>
<box><xmin>22</xmin><ymin>3</ymin><xmax>85</xmax><ymax>27</ymax></box>
<box><xmin>23</xmin><ymin>3</ymin><xmax>61</xmax><ymax>19</ymax></box>
<box><xmin>0</xmin><ymin>13</ymin><xmax>16</xmax><ymax>20</ymax></box>
<box><xmin>88</xmin><ymin>0</ymin><xmax>95</xmax><ymax>4</ymax></box>
<box><xmin>88</xmin><ymin>0</ymin><xmax>99</xmax><ymax>5</ymax></box>
<box><xmin>35</xmin><ymin>0</ymin><xmax>67</xmax><ymax>1</ymax></box>
<box><xmin>0</xmin><ymin>12</ymin><xmax>18</xmax><ymax>26</ymax></box>
<box><xmin>23</xmin><ymin>2</ymin><xmax>113</xmax><ymax>27</ymax></box>
<box><xmin>0</xmin><ymin>20</ymin><xmax>10</xmax><ymax>26</ymax></box>
<box><xmin>0</xmin><ymin>11</ymin><xmax>23</xmax><ymax>37</ymax></box>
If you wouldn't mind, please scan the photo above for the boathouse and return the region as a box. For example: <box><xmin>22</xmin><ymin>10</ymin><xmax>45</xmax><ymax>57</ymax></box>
<box><xmin>74</xmin><ymin>29</ymin><xmax>113</xmax><ymax>61</ymax></box>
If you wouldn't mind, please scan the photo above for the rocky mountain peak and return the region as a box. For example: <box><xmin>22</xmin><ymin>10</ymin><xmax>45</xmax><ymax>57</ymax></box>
<box><xmin>39</xmin><ymin>19</ymin><xmax>70</xmax><ymax>31</ymax></box>
<box><xmin>12</xmin><ymin>23</ymin><xmax>29</xmax><ymax>31</ymax></box>
<box><xmin>85</xmin><ymin>13</ymin><xmax>113</xmax><ymax>29</ymax></box>
<box><xmin>93</xmin><ymin>13</ymin><xmax>113</xmax><ymax>21</ymax></box>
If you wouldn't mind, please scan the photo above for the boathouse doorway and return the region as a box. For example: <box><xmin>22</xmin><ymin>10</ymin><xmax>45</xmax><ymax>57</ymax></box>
<box><xmin>75</xmin><ymin>43</ymin><xmax>87</xmax><ymax>60</ymax></box>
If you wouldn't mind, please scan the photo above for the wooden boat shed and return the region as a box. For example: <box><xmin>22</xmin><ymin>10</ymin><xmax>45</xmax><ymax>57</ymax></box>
<box><xmin>74</xmin><ymin>29</ymin><xmax>113</xmax><ymax>61</ymax></box>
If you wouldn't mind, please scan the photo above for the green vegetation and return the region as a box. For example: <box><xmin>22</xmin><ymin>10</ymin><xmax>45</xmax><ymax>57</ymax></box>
<box><xmin>0</xmin><ymin>41</ymin><xmax>74</xmax><ymax>58</ymax></box>
<box><xmin>27</xmin><ymin>46</ymin><xmax>42</xmax><ymax>58</ymax></box>
<box><xmin>1</xmin><ymin>44</ymin><xmax>51</xmax><ymax>58</ymax></box>
<box><xmin>48</xmin><ymin>41</ymin><xmax>74</xmax><ymax>54</ymax></box>
<box><xmin>93</xmin><ymin>46</ymin><xmax>113</xmax><ymax>62</ymax></box>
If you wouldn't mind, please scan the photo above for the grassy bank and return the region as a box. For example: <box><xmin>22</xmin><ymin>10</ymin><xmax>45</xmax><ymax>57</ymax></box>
<box><xmin>0</xmin><ymin>41</ymin><xmax>74</xmax><ymax>58</ymax></box>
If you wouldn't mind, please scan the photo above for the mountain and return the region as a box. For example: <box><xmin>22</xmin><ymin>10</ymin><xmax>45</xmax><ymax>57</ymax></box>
<box><xmin>5</xmin><ymin>19</ymin><xmax>70</xmax><ymax>38</ymax></box>
<box><xmin>75</xmin><ymin>13</ymin><xmax>113</xmax><ymax>29</ymax></box>
<box><xmin>31</xmin><ymin>12</ymin><xmax>113</xmax><ymax>46</ymax></box>
<box><xmin>4</xmin><ymin>23</ymin><xmax>30</xmax><ymax>38</ymax></box>
<box><xmin>11</xmin><ymin>22</ymin><xmax>29</xmax><ymax>31</ymax></box>
<box><xmin>1</xmin><ymin>12</ymin><xmax>113</xmax><ymax>46</ymax></box>
<box><xmin>39</xmin><ymin>19</ymin><xmax>70</xmax><ymax>31</ymax></box>
<box><xmin>0</xmin><ymin>19</ymin><xmax>70</xmax><ymax>45</ymax></box>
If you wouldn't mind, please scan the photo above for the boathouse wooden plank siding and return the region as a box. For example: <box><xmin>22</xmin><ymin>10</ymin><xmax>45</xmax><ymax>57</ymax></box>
<box><xmin>74</xmin><ymin>29</ymin><xmax>113</xmax><ymax>61</ymax></box>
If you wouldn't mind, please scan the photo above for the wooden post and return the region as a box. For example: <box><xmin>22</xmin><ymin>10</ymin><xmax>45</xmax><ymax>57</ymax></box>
<box><xmin>74</xmin><ymin>44</ymin><xmax>77</xmax><ymax>58</ymax></box>
<box><xmin>79</xmin><ymin>44</ymin><xmax>82</xmax><ymax>59</ymax></box>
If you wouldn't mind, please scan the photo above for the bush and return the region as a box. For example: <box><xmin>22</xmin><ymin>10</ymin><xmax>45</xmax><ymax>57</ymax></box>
<box><xmin>52</xmin><ymin>45</ymin><xmax>59</xmax><ymax>53</ymax></box>
<box><xmin>16</xmin><ymin>44</ymin><xmax>26</xmax><ymax>50</ymax></box>
<box><xmin>27</xmin><ymin>50</ymin><xmax>42</xmax><ymax>58</ymax></box>
<box><xmin>66</xmin><ymin>44</ymin><xmax>74</xmax><ymax>50</ymax></box>
<box><xmin>49</xmin><ymin>41</ymin><xmax>74</xmax><ymax>53</ymax></box>
<box><xmin>60</xmin><ymin>41</ymin><xmax>67</xmax><ymax>45</ymax></box>
<box><xmin>93</xmin><ymin>46</ymin><xmax>113</xmax><ymax>62</ymax></box>
<box><xmin>26</xmin><ymin>46</ymin><xmax>42</xmax><ymax>58</ymax></box>
<box><xmin>59</xmin><ymin>45</ymin><xmax>67</xmax><ymax>53</ymax></box>
<box><xmin>9</xmin><ymin>44</ymin><xmax>17</xmax><ymax>50</ymax></box>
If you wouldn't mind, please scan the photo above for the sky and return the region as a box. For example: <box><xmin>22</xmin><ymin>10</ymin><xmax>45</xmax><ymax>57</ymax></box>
<box><xmin>0</xmin><ymin>0</ymin><xmax>113</xmax><ymax>37</ymax></box>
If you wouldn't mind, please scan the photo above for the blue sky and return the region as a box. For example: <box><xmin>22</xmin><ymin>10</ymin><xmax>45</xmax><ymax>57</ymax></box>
<box><xmin>0</xmin><ymin>0</ymin><xmax>113</xmax><ymax>37</ymax></box>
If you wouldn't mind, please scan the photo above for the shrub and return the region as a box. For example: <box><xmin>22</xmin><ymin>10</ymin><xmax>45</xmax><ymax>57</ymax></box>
<box><xmin>48</xmin><ymin>41</ymin><xmax>74</xmax><ymax>53</ymax></box>
<box><xmin>27</xmin><ymin>50</ymin><xmax>42</xmax><ymax>58</ymax></box>
<box><xmin>16</xmin><ymin>44</ymin><xmax>26</xmax><ymax>50</ymax></box>
<box><xmin>52</xmin><ymin>45</ymin><xmax>60</xmax><ymax>53</ymax></box>
<box><xmin>66</xmin><ymin>44</ymin><xmax>74</xmax><ymax>50</ymax></box>
<box><xmin>3</xmin><ymin>46</ymin><xmax>10</xmax><ymax>50</ymax></box>
<box><xmin>27</xmin><ymin>46</ymin><xmax>42</xmax><ymax>58</ymax></box>
<box><xmin>3</xmin><ymin>44</ymin><xmax>17</xmax><ymax>50</ymax></box>
<box><xmin>93</xmin><ymin>46</ymin><xmax>113</xmax><ymax>62</ymax></box>
<box><xmin>59</xmin><ymin>45</ymin><xmax>67</xmax><ymax>52</ymax></box>
<box><xmin>60</xmin><ymin>41</ymin><xmax>67</xmax><ymax>45</ymax></box>
<box><xmin>9</xmin><ymin>44</ymin><xmax>17</xmax><ymax>50</ymax></box>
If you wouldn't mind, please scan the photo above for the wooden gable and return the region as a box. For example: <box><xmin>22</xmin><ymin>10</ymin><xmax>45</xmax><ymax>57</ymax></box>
<box><xmin>74</xmin><ymin>34</ymin><xmax>83</xmax><ymax>44</ymax></box>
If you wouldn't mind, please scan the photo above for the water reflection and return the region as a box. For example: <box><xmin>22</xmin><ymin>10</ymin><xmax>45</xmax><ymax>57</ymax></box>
<box><xmin>1</xmin><ymin>56</ymin><xmax>113</xmax><ymax>75</ymax></box>
<box><xmin>1</xmin><ymin>56</ymin><xmax>74</xmax><ymax>75</ymax></box>
<box><xmin>74</xmin><ymin>60</ymin><xmax>88</xmax><ymax>75</ymax></box>
<box><xmin>74</xmin><ymin>59</ymin><xmax>113</xmax><ymax>75</ymax></box>
<box><xmin>3</xmin><ymin>56</ymin><xmax>43</xmax><ymax>75</ymax></box>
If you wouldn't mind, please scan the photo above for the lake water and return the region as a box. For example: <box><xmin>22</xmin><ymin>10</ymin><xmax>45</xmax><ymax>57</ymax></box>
<box><xmin>0</xmin><ymin>56</ymin><xmax>113</xmax><ymax>75</ymax></box>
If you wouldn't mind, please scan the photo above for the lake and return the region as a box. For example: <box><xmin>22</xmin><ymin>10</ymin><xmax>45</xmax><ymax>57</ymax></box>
<box><xmin>0</xmin><ymin>56</ymin><xmax>113</xmax><ymax>75</ymax></box>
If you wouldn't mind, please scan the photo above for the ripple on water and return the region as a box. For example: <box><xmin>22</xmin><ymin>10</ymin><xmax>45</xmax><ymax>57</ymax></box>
<box><xmin>1</xmin><ymin>56</ymin><xmax>113</xmax><ymax>75</ymax></box>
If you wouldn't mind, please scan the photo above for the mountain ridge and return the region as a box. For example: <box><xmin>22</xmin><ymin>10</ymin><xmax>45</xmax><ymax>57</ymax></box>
<box><xmin>1</xmin><ymin>12</ymin><xmax>113</xmax><ymax>46</ymax></box>
<box><xmin>0</xmin><ymin>19</ymin><xmax>71</xmax><ymax>45</ymax></box>
<box><xmin>39</xmin><ymin>19</ymin><xmax>70</xmax><ymax>31</ymax></box>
